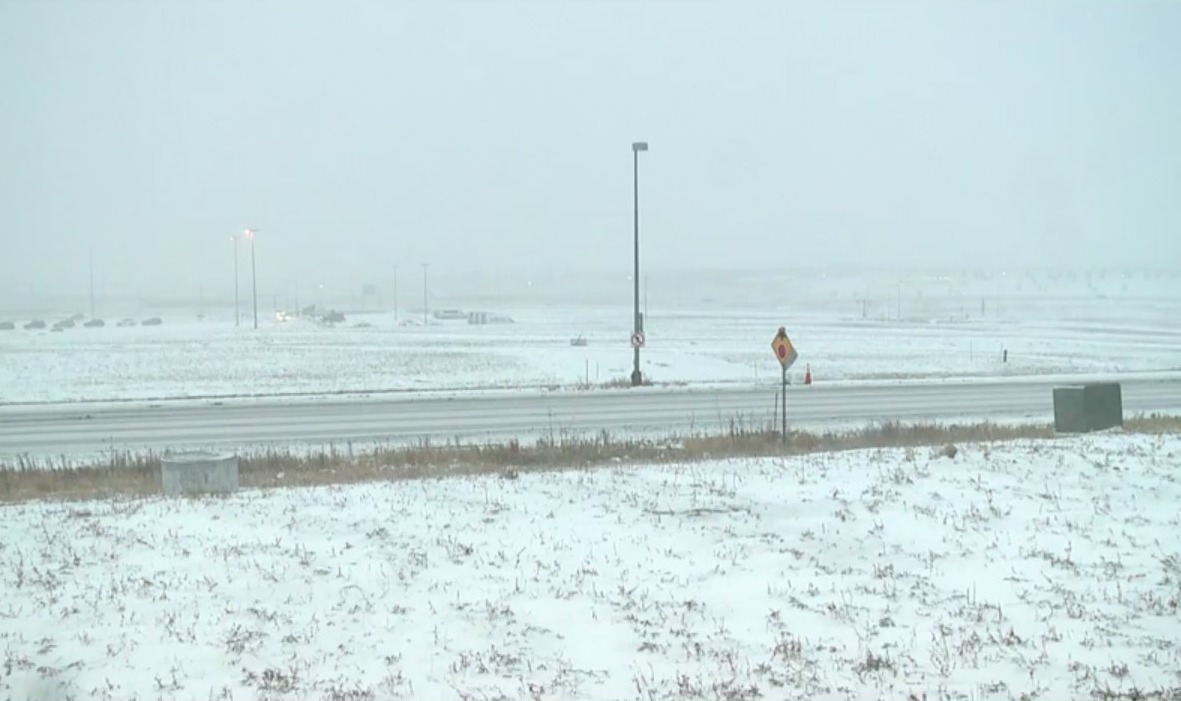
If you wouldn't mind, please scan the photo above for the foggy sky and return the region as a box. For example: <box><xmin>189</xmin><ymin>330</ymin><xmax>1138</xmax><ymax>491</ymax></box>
<box><xmin>1</xmin><ymin>0</ymin><xmax>1179</xmax><ymax>300</ymax></box>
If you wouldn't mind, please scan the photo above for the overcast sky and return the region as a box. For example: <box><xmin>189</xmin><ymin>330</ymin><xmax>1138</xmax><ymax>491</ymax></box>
<box><xmin>1</xmin><ymin>0</ymin><xmax>1178</xmax><ymax>300</ymax></box>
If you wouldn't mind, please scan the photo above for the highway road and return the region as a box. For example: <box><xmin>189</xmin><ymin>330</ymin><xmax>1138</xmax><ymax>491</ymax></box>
<box><xmin>2</xmin><ymin>376</ymin><xmax>1179</xmax><ymax>459</ymax></box>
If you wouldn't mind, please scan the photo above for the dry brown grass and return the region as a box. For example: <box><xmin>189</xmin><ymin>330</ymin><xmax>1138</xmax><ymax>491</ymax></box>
<box><xmin>571</xmin><ymin>375</ymin><xmax>663</xmax><ymax>391</ymax></box>
<box><xmin>2</xmin><ymin>414</ymin><xmax>1178</xmax><ymax>505</ymax></box>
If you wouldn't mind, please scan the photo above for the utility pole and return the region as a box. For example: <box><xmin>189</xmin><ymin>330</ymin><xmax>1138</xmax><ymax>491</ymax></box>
<box><xmin>631</xmin><ymin>140</ymin><xmax>649</xmax><ymax>387</ymax></box>
<box><xmin>422</xmin><ymin>263</ymin><xmax>429</xmax><ymax>327</ymax></box>
<box><xmin>244</xmin><ymin>228</ymin><xmax>259</xmax><ymax>330</ymax></box>
<box><xmin>644</xmin><ymin>275</ymin><xmax>649</xmax><ymax>321</ymax></box>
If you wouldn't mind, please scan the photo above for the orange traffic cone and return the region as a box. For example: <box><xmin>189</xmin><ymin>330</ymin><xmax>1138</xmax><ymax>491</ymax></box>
<box><xmin>804</xmin><ymin>365</ymin><xmax>813</xmax><ymax>385</ymax></box>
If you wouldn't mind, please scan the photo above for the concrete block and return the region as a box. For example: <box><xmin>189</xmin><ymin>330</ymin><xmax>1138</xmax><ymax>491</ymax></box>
<box><xmin>1053</xmin><ymin>383</ymin><xmax>1124</xmax><ymax>434</ymax></box>
<box><xmin>1082</xmin><ymin>382</ymin><xmax>1123</xmax><ymax>431</ymax></box>
<box><xmin>1053</xmin><ymin>386</ymin><xmax>1088</xmax><ymax>434</ymax></box>
<box><xmin>161</xmin><ymin>451</ymin><xmax>239</xmax><ymax>496</ymax></box>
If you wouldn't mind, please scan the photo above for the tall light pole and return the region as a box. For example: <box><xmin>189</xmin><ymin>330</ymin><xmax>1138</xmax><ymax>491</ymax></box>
<box><xmin>88</xmin><ymin>249</ymin><xmax>95</xmax><ymax>318</ymax></box>
<box><xmin>392</xmin><ymin>265</ymin><xmax>399</xmax><ymax>321</ymax></box>
<box><xmin>230</xmin><ymin>234</ymin><xmax>240</xmax><ymax>326</ymax></box>
<box><xmin>244</xmin><ymin>228</ymin><xmax>259</xmax><ymax>329</ymax></box>
<box><xmin>421</xmin><ymin>263</ymin><xmax>430</xmax><ymax>327</ymax></box>
<box><xmin>631</xmin><ymin>140</ymin><xmax>649</xmax><ymax>387</ymax></box>
<box><xmin>644</xmin><ymin>274</ymin><xmax>649</xmax><ymax>320</ymax></box>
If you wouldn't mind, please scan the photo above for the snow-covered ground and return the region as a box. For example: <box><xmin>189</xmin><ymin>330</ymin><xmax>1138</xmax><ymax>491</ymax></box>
<box><xmin>2</xmin><ymin>269</ymin><xmax>1179</xmax><ymax>404</ymax></box>
<box><xmin>2</xmin><ymin>433</ymin><xmax>1179</xmax><ymax>700</ymax></box>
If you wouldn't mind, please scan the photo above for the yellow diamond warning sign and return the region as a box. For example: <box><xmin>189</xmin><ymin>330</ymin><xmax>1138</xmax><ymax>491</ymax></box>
<box><xmin>771</xmin><ymin>327</ymin><xmax>799</xmax><ymax>370</ymax></box>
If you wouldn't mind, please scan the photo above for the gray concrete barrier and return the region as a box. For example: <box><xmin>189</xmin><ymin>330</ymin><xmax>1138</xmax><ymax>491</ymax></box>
<box><xmin>161</xmin><ymin>451</ymin><xmax>239</xmax><ymax>496</ymax></box>
<box><xmin>1053</xmin><ymin>383</ymin><xmax>1123</xmax><ymax>434</ymax></box>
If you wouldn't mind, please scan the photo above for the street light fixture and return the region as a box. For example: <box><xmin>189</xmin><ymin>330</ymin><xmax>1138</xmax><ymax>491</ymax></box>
<box><xmin>243</xmin><ymin>228</ymin><xmax>259</xmax><ymax>330</ymax></box>
<box><xmin>631</xmin><ymin>140</ymin><xmax>649</xmax><ymax>387</ymax></box>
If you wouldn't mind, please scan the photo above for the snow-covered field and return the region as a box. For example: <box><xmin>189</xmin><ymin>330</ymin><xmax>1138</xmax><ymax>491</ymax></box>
<box><xmin>2</xmin><ymin>433</ymin><xmax>1179</xmax><ymax>700</ymax></box>
<box><xmin>2</xmin><ymin>269</ymin><xmax>1179</xmax><ymax>404</ymax></box>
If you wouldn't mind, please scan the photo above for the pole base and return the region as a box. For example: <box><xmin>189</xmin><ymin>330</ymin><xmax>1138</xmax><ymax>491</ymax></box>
<box><xmin>630</xmin><ymin>370</ymin><xmax>643</xmax><ymax>387</ymax></box>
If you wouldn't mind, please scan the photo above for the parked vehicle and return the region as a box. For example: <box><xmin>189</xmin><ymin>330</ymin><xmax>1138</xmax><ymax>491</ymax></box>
<box><xmin>433</xmin><ymin>309</ymin><xmax>467</xmax><ymax>321</ymax></box>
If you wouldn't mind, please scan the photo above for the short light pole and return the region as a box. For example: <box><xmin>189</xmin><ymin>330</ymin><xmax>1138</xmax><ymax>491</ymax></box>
<box><xmin>244</xmin><ymin>228</ymin><xmax>259</xmax><ymax>330</ymax></box>
<box><xmin>421</xmin><ymin>263</ymin><xmax>430</xmax><ymax>327</ymax></box>
<box><xmin>631</xmin><ymin>140</ymin><xmax>649</xmax><ymax>387</ymax></box>
<box><xmin>230</xmin><ymin>234</ymin><xmax>240</xmax><ymax>326</ymax></box>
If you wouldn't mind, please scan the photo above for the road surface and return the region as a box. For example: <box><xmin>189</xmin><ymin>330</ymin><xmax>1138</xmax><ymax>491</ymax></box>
<box><xmin>1</xmin><ymin>376</ymin><xmax>1179</xmax><ymax>459</ymax></box>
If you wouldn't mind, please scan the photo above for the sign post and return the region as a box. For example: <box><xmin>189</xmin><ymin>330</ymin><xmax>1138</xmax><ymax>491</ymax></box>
<box><xmin>771</xmin><ymin>326</ymin><xmax>799</xmax><ymax>444</ymax></box>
